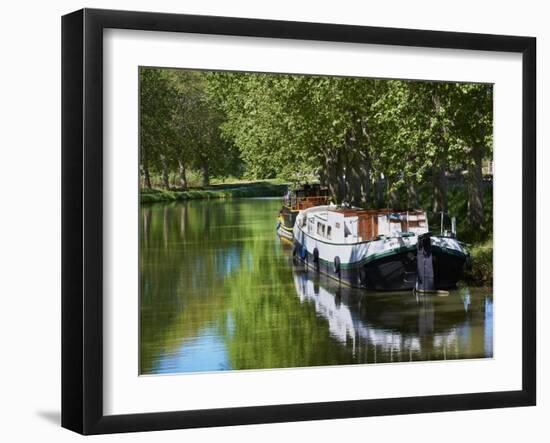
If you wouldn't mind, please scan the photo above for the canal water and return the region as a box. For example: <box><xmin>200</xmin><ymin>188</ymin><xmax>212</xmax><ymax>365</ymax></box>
<box><xmin>140</xmin><ymin>198</ymin><xmax>493</xmax><ymax>375</ymax></box>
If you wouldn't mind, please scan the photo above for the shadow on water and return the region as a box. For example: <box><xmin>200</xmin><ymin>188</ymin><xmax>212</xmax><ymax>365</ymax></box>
<box><xmin>140</xmin><ymin>198</ymin><xmax>493</xmax><ymax>375</ymax></box>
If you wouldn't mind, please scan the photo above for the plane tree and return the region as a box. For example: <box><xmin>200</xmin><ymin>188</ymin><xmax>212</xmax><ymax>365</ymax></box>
<box><xmin>139</xmin><ymin>68</ymin><xmax>177</xmax><ymax>189</ymax></box>
<box><xmin>141</xmin><ymin>68</ymin><xmax>493</xmax><ymax>233</ymax></box>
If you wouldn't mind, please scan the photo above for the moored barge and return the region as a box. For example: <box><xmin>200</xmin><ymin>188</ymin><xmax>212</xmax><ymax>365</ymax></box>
<box><xmin>292</xmin><ymin>205</ymin><xmax>469</xmax><ymax>291</ymax></box>
<box><xmin>276</xmin><ymin>184</ymin><xmax>330</xmax><ymax>240</ymax></box>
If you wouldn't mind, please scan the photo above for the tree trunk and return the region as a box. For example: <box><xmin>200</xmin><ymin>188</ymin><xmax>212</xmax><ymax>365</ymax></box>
<box><xmin>348</xmin><ymin>165</ymin><xmax>362</xmax><ymax>206</ymax></box>
<box><xmin>357</xmin><ymin>120</ymin><xmax>372</xmax><ymax>206</ymax></box>
<box><xmin>406</xmin><ymin>182</ymin><xmax>418</xmax><ymax>208</ymax></box>
<box><xmin>341</xmin><ymin>148</ymin><xmax>351</xmax><ymax>204</ymax></box>
<box><xmin>318</xmin><ymin>167</ymin><xmax>327</xmax><ymax>188</ymax></box>
<box><xmin>142</xmin><ymin>165</ymin><xmax>152</xmax><ymax>189</ymax></box>
<box><xmin>178</xmin><ymin>159</ymin><xmax>188</xmax><ymax>190</ymax></box>
<box><xmin>432</xmin><ymin>163</ymin><xmax>447</xmax><ymax>213</ymax></box>
<box><xmin>388</xmin><ymin>189</ymin><xmax>399</xmax><ymax>208</ymax></box>
<box><xmin>201</xmin><ymin>161</ymin><xmax>210</xmax><ymax>187</ymax></box>
<box><xmin>160</xmin><ymin>154</ymin><xmax>170</xmax><ymax>190</ymax></box>
<box><xmin>346</xmin><ymin>149</ymin><xmax>370</xmax><ymax>207</ymax></box>
<box><xmin>374</xmin><ymin>174</ymin><xmax>384</xmax><ymax>208</ymax></box>
<box><xmin>140</xmin><ymin>145</ymin><xmax>152</xmax><ymax>189</ymax></box>
<box><xmin>467</xmin><ymin>146</ymin><xmax>484</xmax><ymax>228</ymax></box>
<box><xmin>325</xmin><ymin>157</ymin><xmax>338</xmax><ymax>204</ymax></box>
<box><xmin>431</xmin><ymin>90</ymin><xmax>448</xmax><ymax>214</ymax></box>
<box><xmin>339</xmin><ymin>170</ymin><xmax>347</xmax><ymax>204</ymax></box>
<box><xmin>362</xmin><ymin>167</ymin><xmax>371</xmax><ymax>207</ymax></box>
<box><xmin>141</xmin><ymin>157</ymin><xmax>152</xmax><ymax>189</ymax></box>
<box><xmin>325</xmin><ymin>153</ymin><xmax>344</xmax><ymax>204</ymax></box>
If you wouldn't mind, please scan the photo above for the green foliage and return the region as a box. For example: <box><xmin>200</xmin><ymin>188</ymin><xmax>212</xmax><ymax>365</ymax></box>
<box><xmin>416</xmin><ymin>181</ymin><xmax>493</xmax><ymax>243</ymax></box>
<box><xmin>140</xmin><ymin>68</ymin><xmax>493</xmax><ymax>239</ymax></box>
<box><xmin>139</xmin><ymin>68</ymin><xmax>242</xmax><ymax>188</ymax></box>
<box><xmin>207</xmin><ymin>73</ymin><xmax>492</xmax><ymax>212</ymax></box>
<box><xmin>462</xmin><ymin>239</ymin><xmax>493</xmax><ymax>286</ymax></box>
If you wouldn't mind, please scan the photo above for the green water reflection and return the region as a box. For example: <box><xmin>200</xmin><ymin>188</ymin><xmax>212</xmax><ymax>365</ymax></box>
<box><xmin>140</xmin><ymin>198</ymin><xmax>493</xmax><ymax>375</ymax></box>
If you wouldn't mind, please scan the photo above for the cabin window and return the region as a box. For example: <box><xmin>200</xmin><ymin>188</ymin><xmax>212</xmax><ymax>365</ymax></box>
<box><xmin>327</xmin><ymin>226</ymin><xmax>332</xmax><ymax>239</ymax></box>
<box><xmin>317</xmin><ymin>222</ymin><xmax>326</xmax><ymax>237</ymax></box>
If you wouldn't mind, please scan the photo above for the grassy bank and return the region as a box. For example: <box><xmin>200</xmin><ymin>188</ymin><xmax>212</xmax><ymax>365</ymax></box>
<box><xmin>462</xmin><ymin>238</ymin><xmax>493</xmax><ymax>287</ymax></box>
<box><xmin>141</xmin><ymin>180</ymin><xmax>288</xmax><ymax>203</ymax></box>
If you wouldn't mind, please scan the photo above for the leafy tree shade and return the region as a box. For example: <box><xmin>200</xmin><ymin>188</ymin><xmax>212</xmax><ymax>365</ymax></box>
<box><xmin>140</xmin><ymin>69</ymin><xmax>175</xmax><ymax>189</ymax></box>
<box><xmin>207</xmin><ymin>74</ymin><xmax>492</xmax><ymax>223</ymax></box>
<box><xmin>139</xmin><ymin>68</ymin><xmax>241</xmax><ymax>189</ymax></box>
<box><xmin>140</xmin><ymin>68</ymin><xmax>493</xmax><ymax>234</ymax></box>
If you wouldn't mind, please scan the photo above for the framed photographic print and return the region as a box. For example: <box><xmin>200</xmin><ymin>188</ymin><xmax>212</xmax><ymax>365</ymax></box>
<box><xmin>61</xmin><ymin>8</ymin><xmax>536</xmax><ymax>435</ymax></box>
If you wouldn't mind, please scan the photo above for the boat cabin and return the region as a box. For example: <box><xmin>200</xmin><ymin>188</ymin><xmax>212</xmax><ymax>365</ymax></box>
<box><xmin>303</xmin><ymin>207</ymin><xmax>429</xmax><ymax>243</ymax></box>
<box><xmin>283</xmin><ymin>184</ymin><xmax>330</xmax><ymax>212</ymax></box>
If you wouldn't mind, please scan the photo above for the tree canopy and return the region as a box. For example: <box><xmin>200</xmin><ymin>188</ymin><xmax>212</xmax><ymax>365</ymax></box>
<box><xmin>139</xmin><ymin>67</ymin><xmax>493</xmax><ymax>229</ymax></box>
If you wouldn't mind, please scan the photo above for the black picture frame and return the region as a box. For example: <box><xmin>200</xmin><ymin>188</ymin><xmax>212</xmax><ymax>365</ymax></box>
<box><xmin>61</xmin><ymin>8</ymin><xmax>536</xmax><ymax>435</ymax></box>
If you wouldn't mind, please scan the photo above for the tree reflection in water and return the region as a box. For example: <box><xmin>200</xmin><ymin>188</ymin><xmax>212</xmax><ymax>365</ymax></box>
<box><xmin>292</xmin><ymin>268</ymin><xmax>492</xmax><ymax>364</ymax></box>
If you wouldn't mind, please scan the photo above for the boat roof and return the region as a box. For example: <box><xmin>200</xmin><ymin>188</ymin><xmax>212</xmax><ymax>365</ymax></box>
<box><xmin>291</xmin><ymin>184</ymin><xmax>329</xmax><ymax>196</ymax></box>
<box><xmin>326</xmin><ymin>207</ymin><xmax>426</xmax><ymax>217</ymax></box>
